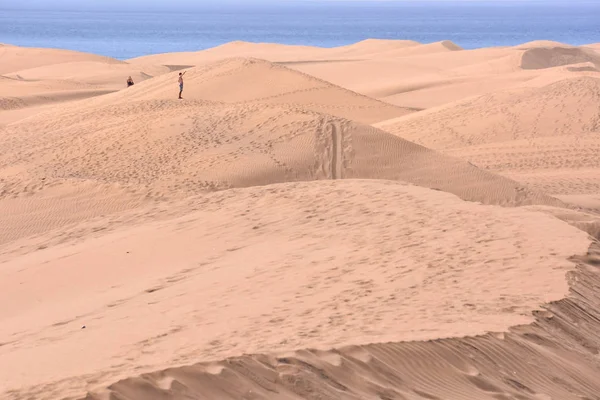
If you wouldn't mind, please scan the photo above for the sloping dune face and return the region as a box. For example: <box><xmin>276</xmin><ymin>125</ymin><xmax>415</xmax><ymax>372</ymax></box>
<box><xmin>520</xmin><ymin>46</ymin><xmax>600</xmax><ymax>69</ymax></box>
<box><xmin>125</xmin><ymin>39</ymin><xmax>423</xmax><ymax>66</ymax></box>
<box><xmin>377</xmin><ymin>76</ymin><xmax>600</xmax><ymax>148</ymax></box>
<box><xmin>0</xmin><ymin>45</ymin><xmax>124</xmax><ymax>75</ymax></box>
<box><xmin>128</xmin><ymin>40</ymin><xmax>598</xmax><ymax>111</ymax></box>
<box><xmin>0</xmin><ymin>180</ymin><xmax>590</xmax><ymax>400</ymax></box>
<box><xmin>0</xmin><ymin>46</ymin><xmax>171</xmax><ymax>125</ymax></box>
<box><xmin>4</xmin><ymin>61</ymin><xmax>170</xmax><ymax>88</ymax></box>
<box><xmin>0</xmin><ymin>94</ymin><xmax>559</xmax><ymax>240</ymax></box>
<box><xmin>1</xmin><ymin>55</ymin><xmax>562</xmax><ymax>249</ymax></box>
<box><xmin>85</xmin><ymin>243</ymin><xmax>600</xmax><ymax>400</ymax></box>
<box><xmin>376</xmin><ymin>76</ymin><xmax>600</xmax><ymax>195</ymax></box>
<box><xmin>118</xmin><ymin>58</ymin><xmax>415</xmax><ymax>123</ymax></box>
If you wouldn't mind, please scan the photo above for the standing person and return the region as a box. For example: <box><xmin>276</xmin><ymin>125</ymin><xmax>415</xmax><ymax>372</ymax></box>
<box><xmin>178</xmin><ymin>71</ymin><xmax>186</xmax><ymax>99</ymax></box>
<box><xmin>126</xmin><ymin>76</ymin><xmax>134</xmax><ymax>87</ymax></box>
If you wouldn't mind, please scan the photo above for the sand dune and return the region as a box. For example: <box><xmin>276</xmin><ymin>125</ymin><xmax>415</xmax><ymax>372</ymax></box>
<box><xmin>129</xmin><ymin>40</ymin><xmax>599</xmax><ymax>109</ymax></box>
<box><xmin>86</xmin><ymin>243</ymin><xmax>600</xmax><ymax>400</ymax></box>
<box><xmin>520</xmin><ymin>46</ymin><xmax>600</xmax><ymax>69</ymax></box>
<box><xmin>0</xmin><ymin>75</ymin><xmax>101</xmax><ymax>100</ymax></box>
<box><xmin>377</xmin><ymin>76</ymin><xmax>600</xmax><ymax>148</ymax></box>
<box><xmin>112</xmin><ymin>58</ymin><xmax>415</xmax><ymax>123</ymax></box>
<box><xmin>0</xmin><ymin>180</ymin><xmax>591</xmax><ymax>399</ymax></box>
<box><xmin>324</xmin><ymin>39</ymin><xmax>462</xmax><ymax>59</ymax></box>
<box><xmin>0</xmin><ymin>77</ymin><xmax>117</xmax><ymax>125</ymax></box>
<box><xmin>375</xmin><ymin>76</ymin><xmax>600</xmax><ymax>196</ymax></box>
<box><xmin>2</xmin><ymin>38</ymin><xmax>600</xmax><ymax>400</ymax></box>
<box><xmin>296</xmin><ymin>45</ymin><xmax>600</xmax><ymax>108</ymax></box>
<box><xmin>0</xmin><ymin>45</ymin><xmax>172</xmax><ymax>124</ymax></box>
<box><xmin>0</xmin><ymin>44</ymin><xmax>123</xmax><ymax>75</ymax></box>
<box><xmin>4</xmin><ymin>61</ymin><xmax>170</xmax><ymax>89</ymax></box>
<box><xmin>515</xmin><ymin>40</ymin><xmax>575</xmax><ymax>49</ymax></box>
<box><xmin>126</xmin><ymin>39</ymin><xmax>423</xmax><ymax>66</ymax></box>
<box><xmin>84</xmin><ymin>41</ymin><xmax>600</xmax><ymax>110</ymax></box>
<box><xmin>0</xmin><ymin>91</ymin><xmax>560</xmax><ymax>245</ymax></box>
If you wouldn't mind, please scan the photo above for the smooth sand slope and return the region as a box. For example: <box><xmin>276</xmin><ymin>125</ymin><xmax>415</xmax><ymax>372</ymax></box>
<box><xmin>130</xmin><ymin>41</ymin><xmax>600</xmax><ymax>109</ymax></box>
<box><xmin>90</xmin><ymin>243</ymin><xmax>600</xmax><ymax>400</ymax></box>
<box><xmin>376</xmin><ymin>76</ymin><xmax>600</xmax><ymax>197</ymax></box>
<box><xmin>4</xmin><ymin>61</ymin><xmax>170</xmax><ymax>89</ymax></box>
<box><xmin>1</xmin><ymin>39</ymin><xmax>600</xmax><ymax>400</ymax></box>
<box><xmin>519</xmin><ymin>44</ymin><xmax>600</xmax><ymax>69</ymax></box>
<box><xmin>0</xmin><ymin>99</ymin><xmax>558</xmax><ymax>246</ymax></box>
<box><xmin>292</xmin><ymin>44</ymin><xmax>600</xmax><ymax>108</ymax></box>
<box><xmin>0</xmin><ymin>45</ymin><xmax>171</xmax><ymax>125</ymax></box>
<box><xmin>0</xmin><ymin>180</ymin><xmax>591</xmax><ymax>399</ymax></box>
<box><xmin>0</xmin><ymin>76</ymin><xmax>116</xmax><ymax>126</ymax></box>
<box><xmin>117</xmin><ymin>57</ymin><xmax>416</xmax><ymax>123</ymax></box>
<box><xmin>0</xmin><ymin>44</ymin><xmax>123</xmax><ymax>75</ymax></box>
<box><xmin>126</xmin><ymin>39</ymin><xmax>425</xmax><ymax>65</ymax></box>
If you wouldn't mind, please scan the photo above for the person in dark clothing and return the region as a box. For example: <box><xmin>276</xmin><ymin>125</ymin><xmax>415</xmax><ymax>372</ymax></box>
<box><xmin>178</xmin><ymin>71</ymin><xmax>186</xmax><ymax>99</ymax></box>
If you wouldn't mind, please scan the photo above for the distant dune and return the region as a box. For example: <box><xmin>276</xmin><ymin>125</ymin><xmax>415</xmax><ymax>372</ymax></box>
<box><xmin>1</xmin><ymin>39</ymin><xmax>600</xmax><ymax>400</ymax></box>
<box><xmin>520</xmin><ymin>46</ymin><xmax>600</xmax><ymax>69</ymax></box>
<box><xmin>127</xmin><ymin>40</ymin><xmax>599</xmax><ymax>110</ymax></box>
<box><xmin>376</xmin><ymin>76</ymin><xmax>600</xmax><ymax>148</ymax></box>
<box><xmin>0</xmin><ymin>45</ymin><xmax>124</xmax><ymax>75</ymax></box>
<box><xmin>515</xmin><ymin>40</ymin><xmax>575</xmax><ymax>49</ymax></box>
<box><xmin>0</xmin><ymin>46</ymin><xmax>172</xmax><ymax>123</ymax></box>
<box><xmin>4</xmin><ymin>61</ymin><xmax>170</xmax><ymax>88</ymax></box>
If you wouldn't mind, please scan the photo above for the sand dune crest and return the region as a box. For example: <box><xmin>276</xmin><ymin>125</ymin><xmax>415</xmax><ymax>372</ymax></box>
<box><xmin>105</xmin><ymin>57</ymin><xmax>415</xmax><ymax>123</ymax></box>
<box><xmin>515</xmin><ymin>40</ymin><xmax>574</xmax><ymax>49</ymax></box>
<box><xmin>0</xmin><ymin>180</ymin><xmax>590</xmax><ymax>399</ymax></box>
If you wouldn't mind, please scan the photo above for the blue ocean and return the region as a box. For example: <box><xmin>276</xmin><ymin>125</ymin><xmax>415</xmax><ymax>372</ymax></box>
<box><xmin>1</xmin><ymin>1</ymin><xmax>599</xmax><ymax>60</ymax></box>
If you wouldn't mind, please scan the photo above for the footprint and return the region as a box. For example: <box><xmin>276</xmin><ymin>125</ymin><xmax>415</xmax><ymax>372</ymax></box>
<box><xmin>413</xmin><ymin>389</ymin><xmax>441</xmax><ymax>400</ymax></box>
<box><xmin>468</xmin><ymin>375</ymin><xmax>503</xmax><ymax>393</ymax></box>
<box><xmin>504</xmin><ymin>378</ymin><xmax>535</xmax><ymax>394</ymax></box>
<box><xmin>145</xmin><ymin>285</ymin><xmax>164</xmax><ymax>294</ymax></box>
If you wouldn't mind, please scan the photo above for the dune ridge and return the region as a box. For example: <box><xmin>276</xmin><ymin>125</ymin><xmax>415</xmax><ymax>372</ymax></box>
<box><xmin>128</xmin><ymin>40</ymin><xmax>599</xmax><ymax>110</ymax></box>
<box><xmin>0</xmin><ymin>45</ymin><xmax>124</xmax><ymax>75</ymax></box>
<box><xmin>4</xmin><ymin>61</ymin><xmax>170</xmax><ymax>88</ymax></box>
<box><xmin>0</xmin><ymin>90</ymin><xmax>560</xmax><ymax>226</ymax></box>
<box><xmin>113</xmin><ymin>57</ymin><xmax>416</xmax><ymax>123</ymax></box>
<box><xmin>0</xmin><ymin>180</ymin><xmax>592</xmax><ymax>400</ymax></box>
<box><xmin>0</xmin><ymin>46</ymin><xmax>174</xmax><ymax>124</ymax></box>
<box><xmin>85</xmin><ymin>245</ymin><xmax>600</xmax><ymax>400</ymax></box>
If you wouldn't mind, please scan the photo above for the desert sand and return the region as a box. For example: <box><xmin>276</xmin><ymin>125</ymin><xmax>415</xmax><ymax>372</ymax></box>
<box><xmin>1</xmin><ymin>39</ymin><xmax>600</xmax><ymax>400</ymax></box>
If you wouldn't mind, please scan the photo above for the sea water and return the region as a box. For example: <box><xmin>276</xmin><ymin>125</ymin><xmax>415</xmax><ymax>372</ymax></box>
<box><xmin>1</xmin><ymin>1</ymin><xmax>599</xmax><ymax>60</ymax></box>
